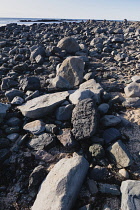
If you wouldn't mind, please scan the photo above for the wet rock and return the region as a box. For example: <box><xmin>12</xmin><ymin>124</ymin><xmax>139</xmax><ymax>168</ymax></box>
<box><xmin>107</xmin><ymin>140</ymin><xmax>133</xmax><ymax>168</ymax></box>
<box><xmin>20</xmin><ymin>76</ymin><xmax>41</xmax><ymax>91</ymax></box>
<box><xmin>28</xmin><ymin>133</ymin><xmax>56</xmax><ymax>150</ymax></box>
<box><xmin>57</xmin><ymin>37</ymin><xmax>79</xmax><ymax>53</ymax></box>
<box><xmin>72</xmin><ymin>98</ymin><xmax>97</xmax><ymax>140</ymax></box>
<box><xmin>18</xmin><ymin>91</ymin><xmax>69</xmax><ymax>119</ymax></box>
<box><xmin>57</xmin><ymin>56</ymin><xmax>84</xmax><ymax>88</ymax></box>
<box><xmin>32</xmin><ymin>155</ymin><xmax>89</xmax><ymax>210</ymax></box>
<box><xmin>121</xmin><ymin>180</ymin><xmax>140</xmax><ymax>210</ymax></box>
<box><xmin>23</xmin><ymin>120</ymin><xmax>45</xmax><ymax>135</ymax></box>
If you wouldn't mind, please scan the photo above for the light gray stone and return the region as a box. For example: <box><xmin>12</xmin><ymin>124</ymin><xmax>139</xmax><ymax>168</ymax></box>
<box><xmin>79</xmin><ymin>79</ymin><xmax>104</xmax><ymax>104</ymax></box>
<box><xmin>131</xmin><ymin>75</ymin><xmax>140</xmax><ymax>83</ymax></box>
<box><xmin>23</xmin><ymin>120</ymin><xmax>45</xmax><ymax>135</ymax></box>
<box><xmin>32</xmin><ymin>155</ymin><xmax>89</xmax><ymax>210</ymax></box>
<box><xmin>51</xmin><ymin>76</ymin><xmax>71</xmax><ymax>89</ymax></box>
<box><xmin>122</xmin><ymin>97</ymin><xmax>140</xmax><ymax>108</ymax></box>
<box><xmin>57</xmin><ymin>56</ymin><xmax>84</xmax><ymax>88</ymax></box>
<box><xmin>18</xmin><ymin>91</ymin><xmax>69</xmax><ymax>119</ymax></box>
<box><xmin>55</xmin><ymin>104</ymin><xmax>74</xmax><ymax>121</ymax></box>
<box><xmin>121</xmin><ymin>180</ymin><xmax>140</xmax><ymax>210</ymax></box>
<box><xmin>124</xmin><ymin>82</ymin><xmax>140</xmax><ymax>97</ymax></box>
<box><xmin>69</xmin><ymin>89</ymin><xmax>94</xmax><ymax>105</ymax></box>
<box><xmin>57</xmin><ymin>37</ymin><xmax>79</xmax><ymax>53</ymax></box>
<box><xmin>107</xmin><ymin>140</ymin><xmax>133</xmax><ymax>168</ymax></box>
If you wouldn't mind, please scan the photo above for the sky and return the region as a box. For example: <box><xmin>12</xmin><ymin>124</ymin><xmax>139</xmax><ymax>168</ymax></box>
<box><xmin>0</xmin><ymin>0</ymin><xmax>140</xmax><ymax>21</ymax></box>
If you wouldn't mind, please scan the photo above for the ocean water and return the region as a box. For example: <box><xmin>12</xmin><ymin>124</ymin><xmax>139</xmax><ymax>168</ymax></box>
<box><xmin>0</xmin><ymin>17</ymin><xmax>86</xmax><ymax>26</ymax></box>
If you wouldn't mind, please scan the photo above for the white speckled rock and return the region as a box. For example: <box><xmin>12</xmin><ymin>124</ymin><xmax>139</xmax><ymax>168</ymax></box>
<box><xmin>32</xmin><ymin>155</ymin><xmax>89</xmax><ymax>210</ymax></box>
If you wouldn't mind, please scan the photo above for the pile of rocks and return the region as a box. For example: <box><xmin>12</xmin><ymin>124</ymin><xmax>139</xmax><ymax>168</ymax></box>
<box><xmin>0</xmin><ymin>19</ymin><xmax>140</xmax><ymax>210</ymax></box>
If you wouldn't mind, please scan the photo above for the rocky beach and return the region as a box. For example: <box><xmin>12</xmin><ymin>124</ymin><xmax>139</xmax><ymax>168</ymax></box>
<box><xmin>0</xmin><ymin>19</ymin><xmax>140</xmax><ymax>210</ymax></box>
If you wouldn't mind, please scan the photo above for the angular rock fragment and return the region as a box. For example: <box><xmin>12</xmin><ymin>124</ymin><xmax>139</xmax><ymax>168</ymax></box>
<box><xmin>28</xmin><ymin>133</ymin><xmax>56</xmax><ymax>151</ymax></box>
<box><xmin>23</xmin><ymin>120</ymin><xmax>45</xmax><ymax>135</ymax></box>
<box><xmin>57</xmin><ymin>56</ymin><xmax>84</xmax><ymax>88</ymax></box>
<box><xmin>32</xmin><ymin>155</ymin><xmax>89</xmax><ymax>210</ymax></box>
<box><xmin>101</xmin><ymin>115</ymin><xmax>121</xmax><ymax>127</ymax></box>
<box><xmin>121</xmin><ymin>180</ymin><xmax>140</xmax><ymax>210</ymax></box>
<box><xmin>72</xmin><ymin>98</ymin><xmax>97</xmax><ymax>140</ymax></box>
<box><xmin>107</xmin><ymin>140</ymin><xmax>133</xmax><ymax>168</ymax></box>
<box><xmin>18</xmin><ymin>91</ymin><xmax>69</xmax><ymax>119</ymax></box>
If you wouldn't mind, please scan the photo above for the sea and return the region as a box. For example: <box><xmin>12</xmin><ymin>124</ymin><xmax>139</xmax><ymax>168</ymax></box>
<box><xmin>0</xmin><ymin>17</ymin><xmax>87</xmax><ymax>26</ymax></box>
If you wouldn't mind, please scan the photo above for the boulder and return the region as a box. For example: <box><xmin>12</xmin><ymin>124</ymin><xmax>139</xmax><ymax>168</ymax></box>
<box><xmin>56</xmin><ymin>56</ymin><xmax>84</xmax><ymax>88</ymax></box>
<box><xmin>32</xmin><ymin>155</ymin><xmax>89</xmax><ymax>210</ymax></box>
<box><xmin>72</xmin><ymin>98</ymin><xmax>97</xmax><ymax>140</ymax></box>
<box><xmin>57</xmin><ymin>37</ymin><xmax>79</xmax><ymax>53</ymax></box>
<box><xmin>121</xmin><ymin>180</ymin><xmax>140</xmax><ymax>210</ymax></box>
<box><xmin>18</xmin><ymin>91</ymin><xmax>69</xmax><ymax>119</ymax></box>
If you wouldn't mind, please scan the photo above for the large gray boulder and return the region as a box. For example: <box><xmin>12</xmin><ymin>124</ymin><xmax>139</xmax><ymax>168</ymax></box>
<box><xmin>57</xmin><ymin>37</ymin><xmax>79</xmax><ymax>53</ymax></box>
<box><xmin>56</xmin><ymin>56</ymin><xmax>84</xmax><ymax>88</ymax></box>
<box><xmin>32</xmin><ymin>155</ymin><xmax>89</xmax><ymax>210</ymax></box>
<box><xmin>121</xmin><ymin>180</ymin><xmax>140</xmax><ymax>210</ymax></box>
<box><xmin>124</xmin><ymin>82</ymin><xmax>140</xmax><ymax>97</ymax></box>
<box><xmin>72</xmin><ymin>98</ymin><xmax>97</xmax><ymax>140</ymax></box>
<box><xmin>18</xmin><ymin>91</ymin><xmax>69</xmax><ymax>119</ymax></box>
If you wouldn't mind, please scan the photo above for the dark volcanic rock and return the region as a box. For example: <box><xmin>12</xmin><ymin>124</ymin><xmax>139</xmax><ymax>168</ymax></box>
<box><xmin>20</xmin><ymin>76</ymin><xmax>41</xmax><ymax>91</ymax></box>
<box><xmin>72</xmin><ymin>98</ymin><xmax>98</xmax><ymax>140</ymax></box>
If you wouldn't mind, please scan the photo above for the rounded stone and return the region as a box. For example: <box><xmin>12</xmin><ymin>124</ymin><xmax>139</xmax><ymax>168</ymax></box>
<box><xmin>118</xmin><ymin>169</ymin><xmax>129</xmax><ymax>178</ymax></box>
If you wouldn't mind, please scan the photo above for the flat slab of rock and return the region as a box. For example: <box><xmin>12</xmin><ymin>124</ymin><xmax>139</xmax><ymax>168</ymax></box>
<box><xmin>121</xmin><ymin>180</ymin><xmax>140</xmax><ymax>210</ymax></box>
<box><xmin>72</xmin><ymin>98</ymin><xmax>97</xmax><ymax>140</ymax></box>
<box><xmin>107</xmin><ymin>140</ymin><xmax>133</xmax><ymax>168</ymax></box>
<box><xmin>18</xmin><ymin>91</ymin><xmax>69</xmax><ymax>119</ymax></box>
<box><xmin>32</xmin><ymin>155</ymin><xmax>89</xmax><ymax>210</ymax></box>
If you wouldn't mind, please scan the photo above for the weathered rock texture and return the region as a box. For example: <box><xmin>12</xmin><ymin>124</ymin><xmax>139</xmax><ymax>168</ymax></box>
<box><xmin>32</xmin><ymin>155</ymin><xmax>89</xmax><ymax>210</ymax></box>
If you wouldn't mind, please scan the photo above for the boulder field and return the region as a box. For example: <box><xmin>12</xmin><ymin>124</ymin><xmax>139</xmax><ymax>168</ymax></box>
<box><xmin>0</xmin><ymin>19</ymin><xmax>140</xmax><ymax>209</ymax></box>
